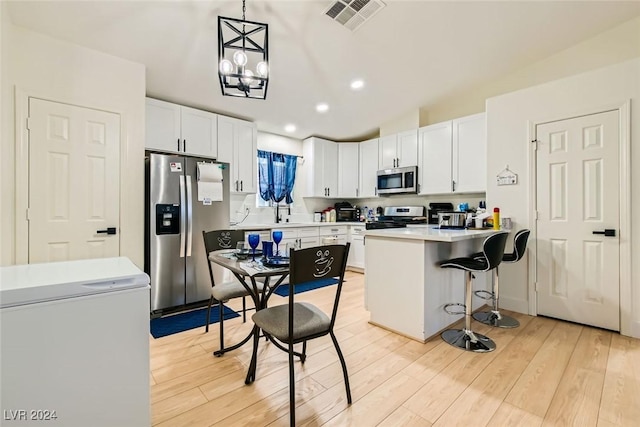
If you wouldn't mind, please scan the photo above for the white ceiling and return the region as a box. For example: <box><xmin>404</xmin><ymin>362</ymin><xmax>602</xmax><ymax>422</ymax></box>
<box><xmin>6</xmin><ymin>1</ymin><xmax>640</xmax><ymax>141</ymax></box>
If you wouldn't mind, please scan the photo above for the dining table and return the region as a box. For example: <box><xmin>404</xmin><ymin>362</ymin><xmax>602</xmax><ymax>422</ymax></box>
<box><xmin>208</xmin><ymin>249</ymin><xmax>292</xmax><ymax>384</ymax></box>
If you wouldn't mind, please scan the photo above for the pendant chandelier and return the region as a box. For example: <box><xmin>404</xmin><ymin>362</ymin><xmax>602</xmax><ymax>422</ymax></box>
<box><xmin>218</xmin><ymin>0</ymin><xmax>269</xmax><ymax>99</ymax></box>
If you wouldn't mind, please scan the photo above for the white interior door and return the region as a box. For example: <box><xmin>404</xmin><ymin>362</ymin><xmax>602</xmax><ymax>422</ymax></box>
<box><xmin>28</xmin><ymin>98</ymin><xmax>121</xmax><ymax>263</ymax></box>
<box><xmin>536</xmin><ymin>110</ymin><xmax>620</xmax><ymax>331</ymax></box>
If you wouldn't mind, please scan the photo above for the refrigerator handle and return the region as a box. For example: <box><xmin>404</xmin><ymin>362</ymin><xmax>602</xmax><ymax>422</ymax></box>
<box><xmin>179</xmin><ymin>175</ymin><xmax>186</xmax><ymax>258</ymax></box>
<box><xmin>186</xmin><ymin>174</ymin><xmax>193</xmax><ymax>257</ymax></box>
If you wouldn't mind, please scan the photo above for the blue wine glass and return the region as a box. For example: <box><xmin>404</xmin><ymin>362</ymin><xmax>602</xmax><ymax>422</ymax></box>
<box><xmin>272</xmin><ymin>230</ymin><xmax>283</xmax><ymax>256</ymax></box>
<box><xmin>248</xmin><ymin>234</ymin><xmax>260</xmax><ymax>263</ymax></box>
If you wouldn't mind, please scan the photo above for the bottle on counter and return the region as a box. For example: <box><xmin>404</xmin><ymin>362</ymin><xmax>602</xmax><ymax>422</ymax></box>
<box><xmin>329</xmin><ymin>208</ymin><xmax>337</xmax><ymax>222</ymax></box>
<box><xmin>493</xmin><ymin>207</ymin><xmax>501</xmax><ymax>230</ymax></box>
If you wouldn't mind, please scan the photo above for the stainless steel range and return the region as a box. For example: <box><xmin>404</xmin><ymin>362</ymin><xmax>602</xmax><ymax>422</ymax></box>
<box><xmin>365</xmin><ymin>206</ymin><xmax>427</xmax><ymax>230</ymax></box>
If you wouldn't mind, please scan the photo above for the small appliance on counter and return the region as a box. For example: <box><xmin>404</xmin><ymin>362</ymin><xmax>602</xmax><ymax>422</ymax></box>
<box><xmin>365</xmin><ymin>206</ymin><xmax>427</xmax><ymax>230</ymax></box>
<box><xmin>334</xmin><ymin>202</ymin><xmax>360</xmax><ymax>222</ymax></box>
<box><xmin>427</xmin><ymin>202</ymin><xmax>454</xmax><ymax>224</ymax></box>
<box><xmin>437</xmin><ymin>212</ymin><xmax>467</xmax><ymax>229</ymax></box>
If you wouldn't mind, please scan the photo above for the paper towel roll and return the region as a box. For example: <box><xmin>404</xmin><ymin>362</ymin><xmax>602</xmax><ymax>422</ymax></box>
<box><xmin>197</xmin><ymin>163</ymin><xmax>223</xmax><ymax>202</ymax></box>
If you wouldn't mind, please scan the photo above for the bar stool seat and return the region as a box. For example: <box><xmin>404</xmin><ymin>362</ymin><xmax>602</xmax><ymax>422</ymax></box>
<box><xmin>439</xmin><ymin>232</ymin><xmax>509</xmax><ymax>353</ymax></box>
<box><xmin>471</xmin><ymin>229</ymin><xmax>530</xmax><ymax>328</ymax></box>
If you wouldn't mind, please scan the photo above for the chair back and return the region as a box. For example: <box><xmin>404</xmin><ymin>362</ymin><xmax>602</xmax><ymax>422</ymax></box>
<box><xmin>481</xmin><ymin>232</ymin><xmax>510</xmax><ymax>271</ymax></box>
<box><xmin>510</xmin><ymin>229</ymin><xmax>531</xmax><ymax>263</ymax></box>
<box><xmin>288</xmin><ymin>244</ymin><xmax>351</xmax><ymax>329</ymax></box>
<box><xmin>202</xmin><ymin>230</ymin><xmax>245</xmax><ymax>285</ymax></box>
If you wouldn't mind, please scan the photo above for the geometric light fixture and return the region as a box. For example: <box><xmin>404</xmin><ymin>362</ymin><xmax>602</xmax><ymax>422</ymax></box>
<box><xmin>218</xmin><ymin>0</ymin><xmax>269</xmax><ymax>99</ymax></box>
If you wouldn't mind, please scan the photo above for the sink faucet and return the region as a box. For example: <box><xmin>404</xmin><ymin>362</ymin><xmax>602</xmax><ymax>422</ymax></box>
<box><xmin>274</xmin><ymin>204</ymin><xmax>281</xmax><ymax>223</ymax></box>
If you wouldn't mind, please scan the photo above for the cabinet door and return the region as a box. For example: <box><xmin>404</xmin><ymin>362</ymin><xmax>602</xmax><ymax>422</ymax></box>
<box><xmin>453</xmin><ymin>113</ymin><xmax>486</xmax><ymax>193</ymax></box>
<box><xmin>302</xmin><ymin>138</ymin><xmax>326</xmax><ymax>197</ymax></box>
<box><xmin>349</xmin><ymin>236</ymin><xmax>365</xmax><ymax>269</ymax></box>
<box><xmin>299</xmin><ymin>236</ymin><xmax>320</xmax><ymax>249</ymax></box>
<box><xmin>397</xmin><ymin>129</ymin><xmax>418</xmax><ymax>167</ymax></box>
<box><xmin>235</xmin><ymin>121</ymin><xmax>257</xmax><ymax>194</ymax></box>
<box><xmin>378</xmin><ymin>134</ymin><xmax>397</xmax><ymax>169</ymax></box>
<box><xmin>216</xmin><ymin>116</ymin><xmax>234</xmax><ymax>164</ymax></box>
<box><xmin>323</xmin><ymin>140</ymin><xmax>338</xmax><ymax>198</ymax></box>
<box><xmin>180</xmin><ymin>106</ymin><xmax>217</xmax><ymax>158</ymax></box>
<box><xmin>145</xmin><ymin>98</ymin><xmax>181</xmax><ymax>152</ymax></box>
<box><xmin>338</xmin><ymin>143</ymin><xmax>359</xmax><ymax>197</ymax></box>
<box><xmin>419</xmin><ymin>122</ymin><xmax>453</xmax><ymax>194</ymax></box>
<box><xmin>358</xmin><ymin>138</ymin><xmax>379</xmax><ymax>198</ymax></box>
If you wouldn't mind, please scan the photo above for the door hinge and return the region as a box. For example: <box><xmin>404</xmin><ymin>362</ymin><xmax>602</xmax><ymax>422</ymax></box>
<box><xmin>26</xmin><ymin>208</ymin><xmax>31</xmax><ymax>221</ymax></box>
<box><xmin>534</xmin><ymin>282</ymin><xmax>539</xmax><ymax>292</ymax></box>
<box><xmin>535</xmin><ymin>211</ymin><xmax>539</xmax><ymax>220</ymax></box>
<box><xmin>26</xmin><ymin>117</ymin><xmax>32</xmax><ymax>130</ymax></box>
<box><xmin>531</xmin><ymin>139</ymin><xmax>538</xmax><ymax>150</ymax></box>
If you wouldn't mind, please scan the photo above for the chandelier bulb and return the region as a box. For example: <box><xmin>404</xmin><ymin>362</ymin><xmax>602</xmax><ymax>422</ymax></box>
<box><xmin>233</xmin><ymin>51</ymin><xmax>248</xmax><ymax>66</ymax></box>
<box><xmin>240</xmin><ymin>69</ymin><xmax>254</xmax><ymax>85</ymax></box>
<box><xmin>219</xmin><ymin>59</ymin><xmax>233</xmax><ymax>76</ymax></box>
<box><xmin>256</xmin><ymin>61</ymin><xmax>268</xmax><ymax>77</ymax></box>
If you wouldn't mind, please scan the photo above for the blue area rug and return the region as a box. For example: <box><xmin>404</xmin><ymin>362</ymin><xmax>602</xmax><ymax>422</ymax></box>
<box><xmin>150</xmin><ymin>305</ymin><xmax>240</xmax><ymax>339</ymax></box>
<box><xmin>273</xmin><ymin>278</ymin><xmax>340</xmax><ymax>297</ymax></box>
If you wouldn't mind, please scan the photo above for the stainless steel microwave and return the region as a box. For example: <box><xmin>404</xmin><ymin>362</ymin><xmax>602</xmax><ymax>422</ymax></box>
<box><xmin>376</xmin><ymin>166</ymin><xmax>418</xmax><ymax>195</ymax></box>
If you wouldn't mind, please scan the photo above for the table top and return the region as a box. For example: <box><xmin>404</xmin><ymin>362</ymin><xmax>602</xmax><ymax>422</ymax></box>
<box><xmin>208</xmin><ymin>250</ymin><xmax>289</xmax><ymax>278</ymax></box>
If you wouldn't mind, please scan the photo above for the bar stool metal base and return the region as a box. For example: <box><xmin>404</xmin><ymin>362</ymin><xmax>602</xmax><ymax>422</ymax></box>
<box><xmin>441</xmin><ymin>328</ymin><xmax>496</xmax><ymax>353</ymax></box>
<box><xmin>472</xmin><ymin>310</ymin><xmax>520</xmax><ymax>328</ymax></box>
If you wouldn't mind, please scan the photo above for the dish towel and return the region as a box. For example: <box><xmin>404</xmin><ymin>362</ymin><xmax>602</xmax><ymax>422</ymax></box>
<box><xmin>197</xmin><ymin>162</ymin><xmax>223</xmax><ymax>202</ymax></box>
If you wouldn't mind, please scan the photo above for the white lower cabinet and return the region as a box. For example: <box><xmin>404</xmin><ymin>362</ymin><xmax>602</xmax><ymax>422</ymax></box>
<box><xmin>347</xmin><ymin>225</ymin><xmax>365</xmax><ymax>269</ymax></box>
<box><xmin>270</xmin><ymin>227</ymin><xmax>320</xmax><ymax>252</ymax></box>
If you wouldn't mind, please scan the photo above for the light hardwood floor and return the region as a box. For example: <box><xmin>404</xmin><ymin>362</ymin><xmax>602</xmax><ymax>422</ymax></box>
<box><xmin>150</xmin><ymin>272</ymin><xmax>640</xmax><ymax>426</ymax></box>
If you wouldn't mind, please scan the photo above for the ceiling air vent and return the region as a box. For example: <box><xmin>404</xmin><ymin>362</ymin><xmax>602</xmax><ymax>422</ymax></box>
<box><xmin>324</xmin><ymin>0</ymin><xmax>386</xmax><ymax>32</ymax></box>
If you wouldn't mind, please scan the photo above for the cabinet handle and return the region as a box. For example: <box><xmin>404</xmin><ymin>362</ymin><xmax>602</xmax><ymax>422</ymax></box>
<box><xmin>328</xmin><ymin>188</ymin><xmax>330</xmax><ymax>197</ymax></box>
<box><xmin>235</xmin><ymin>180</ymin><xmax>239</xmax><ymax>191</ymax></box>
<box><xmin>177</xmin><ymin>138</ymin><xmax>181</xmax><ymax>151</ymax></box>
<box><xmin>393</xmin><ymin>158</ymin><xmax>396</xmax><ymax>167</ymax></box>
<box><xmin>356</xmin><ymin>188</ymin><xmax>359</xmax><ymax>197</ymax></box>
<box><xmin>396</xmin><ymin>157</ymin><xmax>400</xmax><ymax>167</ymax></box>
<box><xmin>374</xmin><ymin>186</ymin><xmax>377</xmax><ymax>196</ymax></box>
<box><xmin>452</xmin><ymin>180</ymin><xmax>456</xmax><ymax>192</ymax></box>
<box><xmin>240</xmin><ymin>180</ymin><xmax>243</xmax><ymax>191</ymax></box>
<box><xmin>183</xmin><ymin>139</ymin><xmax>187</xmax><ymax>152</ymax></box>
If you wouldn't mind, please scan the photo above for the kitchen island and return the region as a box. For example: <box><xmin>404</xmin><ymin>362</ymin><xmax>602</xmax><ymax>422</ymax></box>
<box><xmin>364</xmin><ymin>226</ymin><xmax>497</xmax><ymax>342</ymax></box>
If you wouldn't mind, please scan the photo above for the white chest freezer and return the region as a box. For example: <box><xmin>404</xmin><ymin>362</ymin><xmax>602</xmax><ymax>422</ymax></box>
<box><xmin>0</xmin><ymin>257</ymin><xmax>151</xmax><ymax>426</ymax></box>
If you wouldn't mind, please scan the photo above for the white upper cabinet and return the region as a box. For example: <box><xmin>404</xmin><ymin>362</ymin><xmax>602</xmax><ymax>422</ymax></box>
<box><xmin>453</xmin><ymin>113</ymin><xmax>486</xmax><ymax>193</ymax></box>
<box><xmin>358</xmin><ymin>138</ymin><xmax>379</xmax><ymax>198</ymax></box>
<box><xmin>418</xmin><ymin>122</ymin><xmax>453</xmax><ymax>194</ymax></box>
<box><xmin>145</xmin><ymin>98</ymin><xmax>217</xmax><ymax>158</ymax></box>
<box><xmin>303</xmin><ymin>137</ymin><xmax>338</xmax><ymax>198</ymax></box>
<box><xmin>338</xmin><ymin>143</ymin><xmax>359</xmax><ymax>198</ymax></box>
<box><xmin>378</xmin><ymin>130</ymin><xmax>418</xmax><ymax>169</ymax></box>
<box><xmin>217</xmin><ymin>115</ymin><xmax>257</xmax><ymax>194</ymax></box>
<box><xmin>418</xmin><ymin>112</ymin><xmax>486</xmax><ymax>195</ymax></box>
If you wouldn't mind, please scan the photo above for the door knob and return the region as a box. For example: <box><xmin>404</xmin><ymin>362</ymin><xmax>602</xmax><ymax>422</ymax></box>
<box><xmin>592</xmin><ymin>229</ymin><xmax>616</xmax><ymax>237</ymax></box>
<box><xmin>97</xmin><ymin>227</ymin><xmax>117</xmax><ymax>235</ymax></box>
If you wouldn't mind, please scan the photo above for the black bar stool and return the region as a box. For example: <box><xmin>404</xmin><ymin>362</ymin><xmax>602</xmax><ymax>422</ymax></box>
<box><xmin>472</xmin><ymin>229</ymin><xmax>530</xmax><ymax>328</ymax></box>
<box><xmin>439</xmin><ymin>232</ymin><xmax>509</xmax><ymax>353</ymax></box>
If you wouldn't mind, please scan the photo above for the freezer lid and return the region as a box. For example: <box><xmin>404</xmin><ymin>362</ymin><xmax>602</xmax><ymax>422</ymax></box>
<box><xmin>0</xmin><ymin>257</ymin><xmax>150</xmax><ymax>308</ymax></box>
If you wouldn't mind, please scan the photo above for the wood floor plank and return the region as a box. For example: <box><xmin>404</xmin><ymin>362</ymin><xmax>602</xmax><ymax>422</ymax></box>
<box><xmin>598</xmin><ymin>334</ymin><xmax>640</xmax><ymax>425</ymax></box>
<box><xmin>152</xmin><ymin>387</ymin><xmax>208</xmax><ymax>426</ymax></box>
<box><xmin>505</xmin><ymin>320</ymin><xmax>582</xmax><ymax>416</ymax></box>
<box><xmin>377</xmin><ymin>406</ymin><xmax>432</xmax><ymax>427</ymax></box>
<box><xmin>488</xmin><ymin>402</ymin><xmax>543</xmax><ymax>427</ymax></box>
<box><xmin>542</xmin><ymin>327</ymin><xmax>612</xmax><ymax>427</ymax></box>
<box><xmin>433</xmin><ymin>315</ymin><xmax>554</xmax><ymax>426</ymax></box>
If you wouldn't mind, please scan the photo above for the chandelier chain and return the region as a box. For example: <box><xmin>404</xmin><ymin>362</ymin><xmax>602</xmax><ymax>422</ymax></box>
<box><xmin>242</xmin><ymin>0</ymin><xmax>246</xmax><ymax>21</ymax></box>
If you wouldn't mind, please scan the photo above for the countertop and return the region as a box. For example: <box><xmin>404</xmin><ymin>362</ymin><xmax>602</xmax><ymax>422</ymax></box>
<box><xmin>363</xmin><ymin>225</ymin><xmax>498</xmax><ymax>242</ymax></box>
<box><xmin>231</xmin><ymin>222</ymin><xmax>364</xmax><ymax>230</ymax></box>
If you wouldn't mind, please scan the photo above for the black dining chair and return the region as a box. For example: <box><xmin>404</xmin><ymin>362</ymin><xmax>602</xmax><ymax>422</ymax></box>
<box><xmin>252</xmin><ymin>244</ymin><xmax>352</xmax><ymax>426</ymax></box>
<box><xmin>439</xmin><ymin>232</ymin><xmax>510</xmax><ymax>353</ymax></box>
<box><xmin>472</xmin><ymin>229</ymin><xmax>531</xmax><ymax>328</ymax></box>
<box><xmin>203</xmin><ymin>229</ymin><xmax>265</xmax><ymax>356</ymax></box>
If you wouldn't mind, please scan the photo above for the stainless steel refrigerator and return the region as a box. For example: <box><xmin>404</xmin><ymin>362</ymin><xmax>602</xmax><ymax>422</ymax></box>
<box><xmin>145</xmin><ymin>152</ymin><xmax>230</xmax><ymax>313</ymax></box>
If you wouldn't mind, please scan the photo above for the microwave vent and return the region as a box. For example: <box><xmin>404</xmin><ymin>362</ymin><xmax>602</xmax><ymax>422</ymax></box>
<box><xmin>324</xmin><ymin>0</ymin><xmax>386</xmax><ymax>32</ymax></box>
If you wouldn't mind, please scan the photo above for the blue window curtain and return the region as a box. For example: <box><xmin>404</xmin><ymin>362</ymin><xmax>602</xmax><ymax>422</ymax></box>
<box><xmin>257</xmin><ymin>150</ymin><xmax>297</xmax><ymax>204</ymax></box>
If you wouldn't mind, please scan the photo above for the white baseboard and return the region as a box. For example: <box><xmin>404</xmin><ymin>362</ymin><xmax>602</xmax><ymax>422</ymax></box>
<box><xmin>499</xmin><ymin>296</ymin><xmax>529</xmax><ymax>315</ymax></box>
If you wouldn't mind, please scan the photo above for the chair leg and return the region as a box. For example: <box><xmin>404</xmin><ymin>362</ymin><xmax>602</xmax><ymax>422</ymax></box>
<box><xmin>288</xmin><ymin>341</ymin><xmax>296</xmax><ymax>427</ymax></box>
<box><xmin>242</xmin><ymin>296</ymin><xmax>247</xmax><ymax>323</ymax></box>
<box><xmin>205</xmin><ymin>296</ymin><xmax>213</xmax><ymax>333</ymax></box>
<box><xmin>301</xmin><ymin>341</ymin><xmax>307</xmax><ymax>364</ymax></box>
<box><xmin>330</xmin><ymin>331</ymin><xmax>352</xmax><ymax>404</ymax></box>
<box><xmin>472</xmin><ymin>267</ymin><xmax>520</xmax><ymax>328</ymax></box>
<box><xmin>216</xmin><ymin>303</ymin><xmax>225</xmax><ymax>357</ymax></box>
<box><xmin>441</xmin><ymin>271</ymin><xmax>496</xmax><ymax>353</ymax></box>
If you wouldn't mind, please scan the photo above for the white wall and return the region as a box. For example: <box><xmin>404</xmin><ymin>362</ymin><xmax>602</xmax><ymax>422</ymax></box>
<box><xmin>486</xmin><ymin>58</ymin><xmax>640</xmax><ymax>337</ymax></box>
<box><xmin>1</xmin><ymin>23</ymin><xmax>146</xmax><ymax>267</ymax></box>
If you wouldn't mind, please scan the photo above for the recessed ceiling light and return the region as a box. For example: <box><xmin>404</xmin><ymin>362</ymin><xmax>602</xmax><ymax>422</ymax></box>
<box><xmin>350</xmin><ymin>79</ymin><xmax>365</xmax><ymax>90</ymax></box>
<box><xmin>284</xmin><ymin>124</ymin><xmax>296</xmax><ymax>133</ymax></box>
<box><xmin>316</xmin><ymin>103</ymin><xmax>329</xmax><ymax>113</ymax></box>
